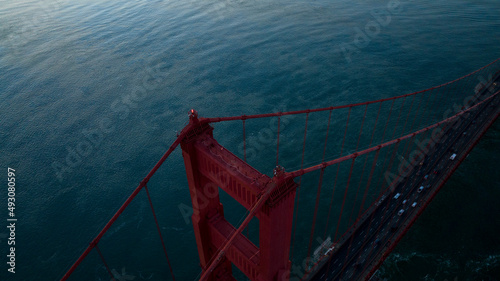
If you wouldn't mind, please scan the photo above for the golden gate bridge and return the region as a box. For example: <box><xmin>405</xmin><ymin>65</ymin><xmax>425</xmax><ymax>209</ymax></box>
<box><xmin>61</xmin><ymin>58</ymin><xmax>500</xmax><ymax>281</ymax></box>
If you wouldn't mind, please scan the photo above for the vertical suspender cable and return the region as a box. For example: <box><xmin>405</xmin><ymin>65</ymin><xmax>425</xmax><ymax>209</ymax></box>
<box><xmin>408</xmin><ymin>92</ymin><xmax>425</xmax><ymax>133</ymax></box>
<box><xmin>461</xmin><ymin>66</ymin><xmax>475</xmax><ymax>97</ymax></box>
<box><xmin>322</xmin><ymin>105</ymin><xmax>354</xmax><ymax>238</ymax></box>
<box><xmin>333</xmin><ymin>156</ymin><xmax>357</xmax><ymax>241</ymax></box>
<box><xmin>380</xmin><ymin>140</ymin><xmax>402</xmax><ymax>193</ymax></box>
<box><xmin>325</xmin><ymin>156</ymin><xmax>357</xmax><ymax>277</ymax></box>
<box><xmin>323</xmin><ymin>107</ymin><xmax>352</xmax><ymax>239</ymax></box>
<box><xmin>306</xmin><ymin>109</ymin><xmax>332</xmax><ymax>266</ymax></box>
<box><xmin>95</xmin><ymin>245</ymin><xmax>116</xmax><ymax>281</ymax></box>
<box><xmin>375</xmin><ymin>99</ymin><xmax>396</xmax><ymax>192</ymax></box>
<box><xmin>355</xmin><ymin>102</ymin><xmax>382</xmax><ymax>216</ymax></box>
<box><xmin>401</xmin><ymin>89</ymin><xmax>427</xmax><ymax>161</ymax></box>
<box><xmin>402</xmin><ymin>95</ymin><xmax>417</xmax><ymax>135</ymax></box>
<box><xmin>358</xmin><ymin>148</ymin><xmax>381</xmax><ymax>215</ymax></box>
<box><xmin>380</xmin><ymin>100</ymin><xmax>395</xmax><ymax>144</ymax></box>
<box><xmin>377</xmin><ymin>98</ymin><xmax>407</xmax><ymax>193</ymax></box>
<box><xmin>330</xmin><ymin>107</ymin><xmax>352</xmax><ymax>241</ymax></box>
<box><xmin>242</xmin><ymin>118</ymin><xmax>247</xmax><ymax>162</ymax></box>
<box><xmin>322</xmin><ymin>110</ymin><xmax>333</xmax><ymax>161</ymax></box>
<box><xmin>359</xmin><ymin>134</ymin><xmax>415</xmax><ymax>274</ymax></box>
<box><xmin>347</xmin><ymin>104</ymin><xmax>368</xmax><ymax>225</ymax></box>
<box><xmin>144</xmin><ymin>185</ymin><xmax>176</xmax><ymax>281</ymax></box>
<box><xmin>391</xmin><ymin>97</ymin><xmax>407</xmax><ymax>140</ymax></box>
<box><xmin>61</xmin><ymin>131</ymin><xmax>186</xmax><ymax>281</ymax></box>
<box><xmin>290</xmin><ymin>112</ymin><xmax>309</xmax><ymax>261</ymax></box>
<box><xmin>276</xmin><ymin>114</ymin><xmax>281</xmax><ymax>166</ymax></box>
<box><xmin>242</xmin><ymin>118</ymin><xmax>249</xmax><ymax>236</ymax></box>
<box><xmin>427</xmin><ymin>87</ymin><xmax>441</xmax><ymax>127</ymax></box>
<box><xmin>342</xmin><ymin>107</ymin><xmax>352</xmax><ymax>156</ymax></box>
<box><xmin>421</xmin><ymin>88</ymin><xmax>435</xmax><ymax>128</ymax></box>
<box><xmin>306</xmin><ymin>167</ymin><xmax>326</xmax><ymax>267</ymax></box>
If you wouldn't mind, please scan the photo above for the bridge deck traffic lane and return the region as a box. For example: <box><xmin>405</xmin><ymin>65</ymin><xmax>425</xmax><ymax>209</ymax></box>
<box><xmin>358</xmin><ymin>81</ymin><xmax>500</xmax><ymax>281</ymax></box>
<box><xmin>307</xmin><ymin>77</ymin><xmax>500</xmax><ymax>281</ymax></box>
<box><xmin>358</xmin><ymin>90</ymin><xmax>500</xmax><ymax>280</ymax></box>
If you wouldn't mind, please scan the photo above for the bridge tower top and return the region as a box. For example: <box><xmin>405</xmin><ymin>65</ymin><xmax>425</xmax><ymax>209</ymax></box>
<box><xmin>180</xmin><ymin>113</ymin><xmax>298</xmax><ymax>281</ymax></box>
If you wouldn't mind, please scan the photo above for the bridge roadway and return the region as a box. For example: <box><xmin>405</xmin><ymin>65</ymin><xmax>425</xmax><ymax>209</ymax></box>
<box><xmin>306</xmin><ymin>76</ymin><xmax>500</xmax><ymax>281</ymax></box>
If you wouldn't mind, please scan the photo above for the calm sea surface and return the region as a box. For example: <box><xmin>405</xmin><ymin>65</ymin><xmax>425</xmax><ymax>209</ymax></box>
<box><xmin>1</xmin><ymin>0</ymin><xmax>499</xmax><ymax>280</ymax></box>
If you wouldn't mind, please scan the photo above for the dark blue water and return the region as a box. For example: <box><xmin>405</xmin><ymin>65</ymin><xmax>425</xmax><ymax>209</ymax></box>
<box><xmin>1</xmin><ymin>0</ymin><xmax>499</xmax><ymax>280</ymax></box>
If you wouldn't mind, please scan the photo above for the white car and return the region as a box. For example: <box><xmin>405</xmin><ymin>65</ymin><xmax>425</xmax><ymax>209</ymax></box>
<box><xmin>418</xmin><ymin>186</ymin><xmax>424</xmax><ymax>193</ymax></box>
<box><xmin>398</xmin><ymin>209</ymin><xmax>405</xmax><ymax>216</ymax></box>
<box><xmin>412</xmin><ymin>202</ymin><xmax>417</xmax><ymax>207</ymax></box>
<box><xmin>402</xmin><ymin>199</ymin><xmax>407</xmax><ymax>204</ymax></box>
<box><xmin>450</xmin><ymin>153</ymin><xmax>457</xmax><ymax>160</ymax></box>
<box><xmin>394</xmin><ymin>193</ymin><xmax>401</xmax><ymax>199</ymax></box>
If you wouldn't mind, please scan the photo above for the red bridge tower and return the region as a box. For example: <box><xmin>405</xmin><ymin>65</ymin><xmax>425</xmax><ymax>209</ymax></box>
<box><xmin>181</xmin><ymin>110</ymin><xmax>297</xmax><ymax>281</ymax></box>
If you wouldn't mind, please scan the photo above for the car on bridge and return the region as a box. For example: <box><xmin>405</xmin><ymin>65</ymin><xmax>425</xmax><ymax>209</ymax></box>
<box><xmin>375</xmin><ymin>195</ymin><xmax>386</xmax><ymax>206</ymax></box>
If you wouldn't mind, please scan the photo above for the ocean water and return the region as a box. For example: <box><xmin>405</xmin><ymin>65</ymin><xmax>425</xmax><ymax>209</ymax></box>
<box><xmin>0</xmin><ymin>0</ymin><xmax>499</xmax><ymax>280</ymax></box>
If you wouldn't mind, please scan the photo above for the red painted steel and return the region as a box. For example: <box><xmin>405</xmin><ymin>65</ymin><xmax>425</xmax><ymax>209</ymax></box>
<box><xmin>306</xmin><ymin>168</ymin><xmax>325</xmax><ymax>267</ymax></box>
<box><xmin>60</xmin><ymin>122</ymin><xmax>190</xmax><ymax>281</ymax></box>
<box><xmin>95</xmin><ymin>245</ymin><xmax>115</xmax><ymax>281</ymax></box>
<box><xmin>181</xmin><ymin>114</ymin><xmax>298</xmax><ymax>281</ymax></box>
<box><xmin>285</xmin><ymin>89</ymin><xmax>499</xmax><ymax>179</ymax></box>
<box><xmin>208</xmin><ymin>214</ymin><xmax>260</xmax><ymax>280</ymax></box>
<box><xmin>203</xmin><ymin>58</ymin><xmax>499</xmax><ymax>124</ymax></box>
<box><xmin>60</xmin><ymin>59</ymin><xmax>499</xmax><ymax>281</ymax></box>
<box><xmin>290</xmin><ymin>112</ymin><xmax>310</xmax><ymax>262</ymax></box>
<box><xmin>144</xmin><ymin>185</ymin><xmax>176</xmax><ymax>280</ymax></box>
<box><xmin>361</xmin><ymin>93</ymin><xmax>500</xmax><ymax>281</ymax></box>
<box><xmin>290</xmin><ymin>88</ymin><xmax>500</xmax><ymax>279</ymax></box>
